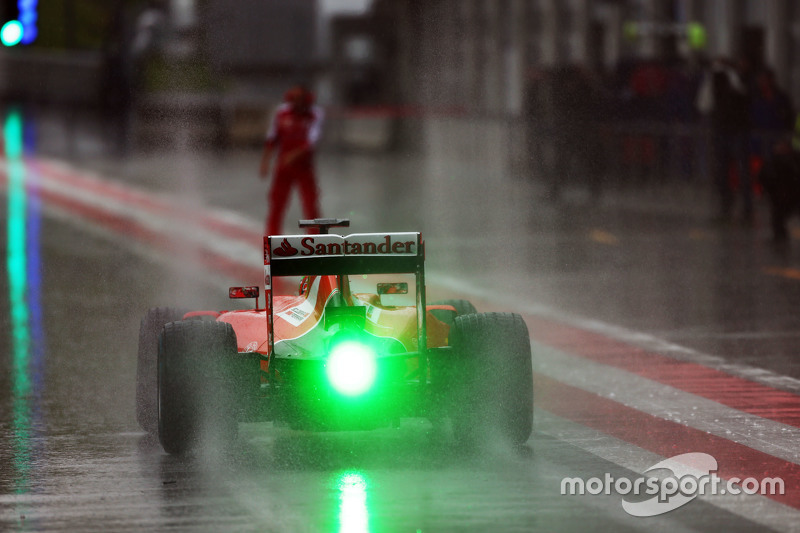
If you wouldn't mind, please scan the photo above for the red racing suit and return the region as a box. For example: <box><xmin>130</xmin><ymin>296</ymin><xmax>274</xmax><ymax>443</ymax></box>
<box><xmin>264</xmin><ymin>102</ymin><xmax>324</xmax><ymax>235</ymax></box>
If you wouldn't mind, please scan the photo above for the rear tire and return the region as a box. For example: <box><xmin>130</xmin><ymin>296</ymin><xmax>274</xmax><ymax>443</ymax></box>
<box><xmin>136</xmin><ymin>307</ymin><xmax>187</xmax><ymax>434</ymax></box>
<box><xmin>429</xmin><ymin>299</ymin><xmax>477</xmax><ymax>419</ymax></box>
<box><xmin>449</xmin><ymin>312</ymin><xmax>533</xmax><ymax>447</ymax></box>
<box><xmin>158</xmin><ymin>320</ymin><xmax>240</xmax><ymax>455</ymax></box>
<box><xmin>429</xmin><ymin>299</ymin><xmax>477</xmax><ymax>326</ymax></box>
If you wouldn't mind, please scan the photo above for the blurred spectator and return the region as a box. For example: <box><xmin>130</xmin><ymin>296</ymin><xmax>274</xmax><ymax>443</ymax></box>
<box><xmin>548</xmin><ymin>64</ymin><xmax>607</xmax><ymax>200</ymax></box>
<box><xmin>662</xmin><ymin>59</ymin><xmax>703</xmax><ymax>180</ymax></box>
<box><xmin>259</xmin><ymin>86</ymin><xmax>324</xmax><ymax>235</ymax></box>
<box><xmin>622</xmin><ymin>60</ymin><xmax>669</xmax><ymax>181</ymax></box>
<box><xmin>759</xmin><ymin>138</ymin><xmax>800</xmax><ymax>243</ymax></box>
<box><xmin>131</xmin><ymin>1</ymin><xmax>167</xmax><ymax>59</ymax></box>
<box><xmin>750</xmin><ymin>68</ymin><xmax>794</xmax><ymax>163</ymax></box>
<box><xmin>130</xmin><ymin>1</ymin><xmax>167</xmax><ymax>94</ymax></box>
<box><xmin>100</xmin><ymin>2</ymin><xmax>135</xmax><ymax>154</ymax></box>
<box><xmin>523</xmin><ymin>67</ymin><xmax>550</xmax><ymax>180</ymax></box>
<box><xmin>697</xmin><ymin>57</ymin><xmax>753</xmax><ymax>223</ymax></box>
<box><xmin>101</xmin><ymin>3</ymin><xmax>132</xmax><ymax>113</ymax></box>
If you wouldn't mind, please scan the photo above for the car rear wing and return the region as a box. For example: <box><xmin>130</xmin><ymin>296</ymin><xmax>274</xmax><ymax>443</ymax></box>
<box><xmin>263</xmin><ymin>232</ymin><xmax>428</xmax><ymax>367</ymax></box>
<box><xmin>265</xmin><ymin>233</ymin><xmax>423</xmax><ymax>277</ymax></box>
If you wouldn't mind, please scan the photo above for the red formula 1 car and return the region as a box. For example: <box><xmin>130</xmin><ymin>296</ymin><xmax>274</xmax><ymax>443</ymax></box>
<box><xmin>136</xmin><ymin>219</ymin><xmax>533</xmax><ymax>454</ymax></box>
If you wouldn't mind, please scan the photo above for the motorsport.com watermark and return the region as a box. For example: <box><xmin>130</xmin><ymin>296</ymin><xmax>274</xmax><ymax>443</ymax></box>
<box><xmin>560</xmin><ymin>453</ymin><xmax>785</xmax><ymax>517</ymax></box>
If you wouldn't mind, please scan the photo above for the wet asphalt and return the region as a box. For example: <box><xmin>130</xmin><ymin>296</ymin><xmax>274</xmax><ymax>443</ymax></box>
<box><xmin>1</xmin><ymin>108</ymin><xmax>800</xmax><ymax>531</ymax></box>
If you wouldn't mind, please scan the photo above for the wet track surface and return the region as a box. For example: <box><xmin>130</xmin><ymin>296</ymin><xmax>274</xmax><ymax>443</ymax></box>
<box><xmin>3</xmin><ymin>110</ymin><xmax>800</xmax><ymax>531</ymax></box>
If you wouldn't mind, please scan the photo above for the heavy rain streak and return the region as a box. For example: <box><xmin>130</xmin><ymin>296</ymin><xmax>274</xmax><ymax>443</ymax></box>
<box><xmin>2</xmin><ymin>1</ymin><xmax>800</xmax><ymax>532</ymax></box>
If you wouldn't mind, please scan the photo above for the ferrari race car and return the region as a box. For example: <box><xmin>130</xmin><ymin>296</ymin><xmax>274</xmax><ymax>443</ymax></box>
<box><xmin>136</xmin><ymin>219</ymin><xmax>533</xmax><ymax>454</ymax></box>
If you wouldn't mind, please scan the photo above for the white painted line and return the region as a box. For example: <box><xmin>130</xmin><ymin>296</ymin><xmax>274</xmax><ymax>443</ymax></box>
<box><xmin>534</xmin><ymin>340</ymin><xmax>800</xmax><ymax>466</ymax></box>
<box><xmin>430</xmin><ymin>272</ymin><xmax>800</xmax><ymax>395</ymax></box>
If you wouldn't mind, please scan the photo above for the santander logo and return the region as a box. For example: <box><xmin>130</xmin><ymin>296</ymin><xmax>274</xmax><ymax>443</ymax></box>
<box><xmin>272</xmin><ymin>239</ymin><xmax>299</xmax><ymax>257</ymax></box>
<box><xmin>270</xmin><ymin>233</ymin><xmax>419</xmax><ymax>259</ymax></box>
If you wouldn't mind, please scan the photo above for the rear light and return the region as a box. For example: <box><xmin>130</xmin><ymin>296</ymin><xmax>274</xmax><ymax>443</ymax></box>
<box><xmin>325</xmin><ymin>339</ymin><xmax>377</xmax><ymax>397</ymax></box>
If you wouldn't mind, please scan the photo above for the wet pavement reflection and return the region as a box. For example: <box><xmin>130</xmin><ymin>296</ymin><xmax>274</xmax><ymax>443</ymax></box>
<box><xmin>2</xmin><ymin>107</ymin><xmax>800</xmax><ymax>531</ymax></box>
<box><xmin>3</xmin><ymin>108</ymin><xmax>46</xmax><ymax>510</ymax></box>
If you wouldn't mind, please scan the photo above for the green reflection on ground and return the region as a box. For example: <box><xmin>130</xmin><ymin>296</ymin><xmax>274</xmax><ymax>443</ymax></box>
<box><xmin>335</xmin><ymin>470</ymin><xmax>370</xmax><ymax>533</ymax></box>
<box><xmin>5</xmin><ymin>108</ymin><xmax>33</xmax><ymax>493</ymax></box>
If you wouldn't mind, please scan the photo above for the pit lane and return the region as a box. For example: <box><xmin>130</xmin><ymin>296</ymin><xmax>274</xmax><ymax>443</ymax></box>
<box><xmin>2</xmin><ymin>110</ymin><xmax>800</xmax><ymax>531</ymax></box>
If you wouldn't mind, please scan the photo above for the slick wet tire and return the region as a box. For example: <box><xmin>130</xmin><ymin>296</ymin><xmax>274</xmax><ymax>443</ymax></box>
<box><xmin>158</xmin><ymin>320</ymin><xmax>239</xmax><ymax>455</ymax></box>
<box><xmin>429</xmin><ymin>299</ymin><xmax>477</xmax><ymax>326</ymax></box>
<box><xmin>449</xmin><ymin>313</ymin><xmax>533</xmax><ymax>448</ymax></box>
<box><xmin>429</xmin><ymin>299</ymin><xmax>478</xmax><ymax>417</ymax></box>
<box><xmin>136</xmin><ymin>307</ymin><xmax>188</xmax><ymax>434</ymax></box>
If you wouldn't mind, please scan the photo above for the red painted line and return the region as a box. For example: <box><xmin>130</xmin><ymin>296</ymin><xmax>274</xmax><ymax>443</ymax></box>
<box><xmin>536</xmin><ymin>372</ymin><xmax>800</xmax><ymax>509</ymax></box>
<box><xmin>26</xmin><ymin>159</ymin><xmax>262</xmax><ymax>245</ymax></box>
<box><xmin>526</xmin><ymin>316</ymin><xmax>800</xmax><ymax>429</ymax></box>
<box><xmin>32</xmin><ymin>181</ymin><xmax>263</xmax><ymax>284</ymax></box>
<box><xmin>0</xmin><ymin>165</ymin><xmax>297</xmax><ymax>294</ymax></box>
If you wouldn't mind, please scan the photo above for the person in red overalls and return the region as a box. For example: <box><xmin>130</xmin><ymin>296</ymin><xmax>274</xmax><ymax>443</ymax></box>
<box><xmin>259</xmin><ymin>86</ymin><xmax>324</xmax><ymax>235</ymax></box>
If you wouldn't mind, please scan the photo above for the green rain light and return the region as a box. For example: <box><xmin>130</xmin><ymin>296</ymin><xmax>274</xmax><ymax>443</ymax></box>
<box><xmin>1</xmin><ymin>20</ymin><xmax>23</xmax><ymax>46</ymax></box>
<box><xmin>325</xmin><ymin>340</ymin><xmax>378</xmax><ymax>396</ymax></box>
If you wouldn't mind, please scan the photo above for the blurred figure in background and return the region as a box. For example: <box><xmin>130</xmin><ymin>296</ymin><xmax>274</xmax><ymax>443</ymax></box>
<box><xmin>697</xmin><ymin>57</ymin><xmax>753</xmax><ymax>224</ymax></box>
<box><xmin>750</xmin><ymin>68</ymin><xmax>794</xmax><ymax>165</ymax></box>
<box><xmin>523</xmin><ymin>67</ymin><xmax>549</xmax><ymax>181</ymax></box>
<box><xmin>548</xmin><ymin>64</ymin><xmax>607</xmax><ymax>200</ymax></box>
<box><xmin>759</xmin><ymin>136</ymin><xmax>800</xmax><ymax>244</ymax></box>
<box><xmin>259</xmin><ymin>86</ymin><xmax>325</xmax><ymax>235</ymax></box>
<box><xmin>100</xmin><ymin>2</ymin><xmax>135</xmax><ymax>154</ymax></box>
<box><xmin>130</xmin><ymin>0</ymin><xmax>167</xmax><ymax>96</ymax></box>
<box><xmin>623</xmin><ymin>59</ymin><xmax>669</xmax><ymax>182</ymax></box>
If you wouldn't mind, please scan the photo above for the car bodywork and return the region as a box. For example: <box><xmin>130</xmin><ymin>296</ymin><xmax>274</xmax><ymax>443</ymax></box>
<box><xmin>138</xmin><ymin>219</ymin><xmax>533</xmax><ymax>454</ymax></box>
<box><xmin>219</xmin><ymin>230</ymin><xmax>452</xmax><ymax>429</ymax></box>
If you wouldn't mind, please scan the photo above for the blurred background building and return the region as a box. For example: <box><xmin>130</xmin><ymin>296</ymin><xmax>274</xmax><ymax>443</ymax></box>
<box><xmin>1</xmin><ymin>0</ymin><xmax>798</xmax><ymax>170</ymax></box>
<box><xmin>367</xmin><ymin>0</ymin><xmax>800</xmax><ymax>175</ymax></box>
<box><xmin>375</xmin><ymin>0</ymin><xmax>798</xmax><ymax>111</ymax></box>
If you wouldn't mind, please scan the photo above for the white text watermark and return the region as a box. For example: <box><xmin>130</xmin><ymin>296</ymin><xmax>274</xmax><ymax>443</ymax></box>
<box><xmin>560</xmin><ymin>453</ymin><xmax>785</xmax><ymax>516</ymax></box>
